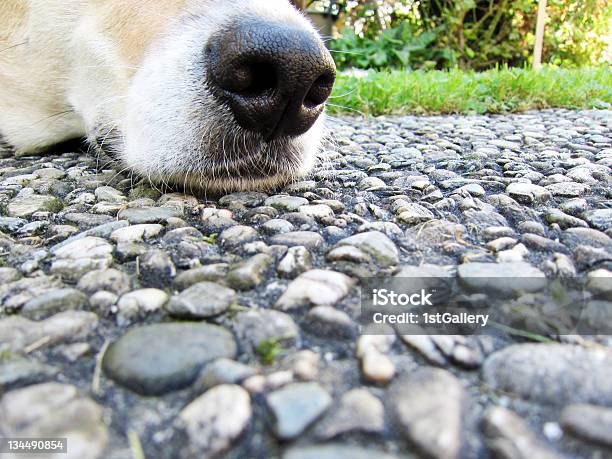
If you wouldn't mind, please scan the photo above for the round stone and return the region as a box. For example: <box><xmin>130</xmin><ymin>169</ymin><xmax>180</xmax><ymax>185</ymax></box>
<box><xmin>102</xmin><ymin>322</ymin><xmax>237</xmax><ymax>395</ymax></box>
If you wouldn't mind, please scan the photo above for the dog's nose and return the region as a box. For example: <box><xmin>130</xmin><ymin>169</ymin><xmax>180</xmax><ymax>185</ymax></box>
<box><xmin>207</xmin><ymin>20</ymin><xmax>336</xmax><ymax>141</ymax></box>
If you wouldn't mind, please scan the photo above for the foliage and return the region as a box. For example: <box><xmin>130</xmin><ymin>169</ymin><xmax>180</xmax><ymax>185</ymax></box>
<box><xmin>328</xmin><ymin>66</ymin><xmax>612</xmax><ymax>115</ymax></box>
<box><xmin>326</xmin><ymin>0</ymin><xmax>612</xmax><ymax>70</ymax></box>
<box><xmin>255</xmin><ymin>339</ymin><xmax>283</xmax><ymax>365</ymax></box>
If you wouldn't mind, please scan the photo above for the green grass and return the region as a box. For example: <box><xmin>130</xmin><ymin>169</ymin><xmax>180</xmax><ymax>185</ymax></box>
<box><xmin>255</xmin><ymin>338</ymin><xmax>283</xmax><ymax>365</ymax></box>
<box><xmin>328</xmin><ymin>67</ymin><xmax>612</xmax><ymax>116</ymax></box>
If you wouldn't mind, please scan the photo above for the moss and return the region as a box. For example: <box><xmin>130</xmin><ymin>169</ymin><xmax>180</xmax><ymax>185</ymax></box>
<box><xmin>255</xmin><ymin>339</ymin><xmax>282</xmax><ymax>366</ymax></box>
<box><xmin>43</xmin><ymin>197</ymin><xmax>64</xmax><ymax>213</ymax></box>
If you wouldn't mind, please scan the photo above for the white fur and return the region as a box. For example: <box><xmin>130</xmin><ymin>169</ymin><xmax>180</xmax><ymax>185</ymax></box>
<box><xmin>0</xmin><ymin>0</ymin><xmax>328</xmax><ymax>191</ymax></box>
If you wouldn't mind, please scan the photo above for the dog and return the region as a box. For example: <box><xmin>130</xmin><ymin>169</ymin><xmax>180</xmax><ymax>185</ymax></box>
<box><xmin>0</xmin><ymin>0</ymin><xmax>336</xmax><ymax>192</ymax></box>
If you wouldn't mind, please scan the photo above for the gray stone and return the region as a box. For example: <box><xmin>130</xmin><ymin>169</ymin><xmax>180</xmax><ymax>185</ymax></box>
<box><xmin>173</xmin><ymin>264</ymin><xmax>229</xmax><ymax>290</ymax></box>
<box><xmin>219</xmin><ymin>191</ymin><xmax>267</xmax><ymax>208</ymax></box>
<box><xmin>50</xmin><ymin>236</ymin><xmax>114</xmax><ymax>279</ymax></box>
<box><xmin>506</xmin><ymin>182</ymin><xmax>551</xmax><ymax>204</ymax></box>
<box><xmin>261</xmin><ymin>219</ymin><xmax>295</xmax><ymax>235</ymax></box>
<box><xmin>178</xmin><ymin>384</ymin><xmax>251</xmax><ymax>458</ymax></box>
<box><xmin>561</xmin><ymin>404</ymin><xmax>612</xmax><ymax>448</ymax></box>
<box><xmin>284</xmin><ymin>445</ymin><xmax>398</xmax><ymax>459</ymax></box>
<box><xmin>8</xmin><ymin>193</ymin><xmax>57</xmax><ymax>217</ymax></box>
<box><xmin>335</xmin><ymin>231</ymin><xmax>399</xmax><ymax>266</ymax></box>
<box><xmin>267</xmin><ymin>382</ymin><xmax>332</xmax><ymax>439</ymax></box>
<box><xmin>226</xmin><ymin>253</ymin><xmax>273</xmax><ymax>290</ymax></box>
<box><xmin>103</xmin><ymin>322</ymin><xmax>236</xmax><ymax>395</ymax></box>
<box><xmin>561</xmin><ymin>227</ymin><xmax>612</xmax><ymax>250</ymax></box>
<box><xmin>0</xmin><ymin>275</ymin><xmax>63</xmax><ymax>312</ymax></box>
<box><xmin>316</xmin><ymin>388</ymin><xmax>384</xmax><ymax>438</ymax></box>
<box><xmin>484</xmin><ymin>406</ymin><xmax>564</xmax><ymax>459</ymax></box>
<box><xmin>584</xmin><ymin>208</ymin><xmax>612</xmax><ymax>231</ymax></box>
<box><xmin>397</xmin><ymin>203</ymin><xmax>435</xmax><ymax>225</ymax></box>
<box><xmin>139</xmin><ymin>249</ymin><xmax>176</xmax><ymax>287</ymax></box>
<box><xmin>392</xmin><ymin>368</ymin><xmax>464</xmax><ymax>459</ymax></box>
<box><xmin>457</xmin><ymin>262</ymin><xmax>547</xmax><ymax>297</ymax></box>
<box><xmin>167</xmin><ymin>282</ymin><xmax>236</xmax><ymax>318</ymax></box>
<box><xmin>116</xmin><ymin>288</ymin><xmax>169</xmax><ymax>324</ymax></box>
<box><xmin>270</xmin><ymin>231</ymin><xmax>325</xmax><ymax>250</ymax></box>
<box><xmin>234</xmin><ymin>309</ymin><xmax>299</xmax><ymax>351</ymax></box>
<box><xmin>545</xmin><ymin>208</ymin><xmax>588</xmax><ymax>229</ymax></box>
<box><xmin>194</xmin><ymin>358</ymin><xmax>257</xmax><ymax>391</ymax></box>
<box><xmin>117</xmin><ymin>206</ymin><xmax>182</xmax><ymax>223</ymax></box>
<box><xmin>277</xmin><ymin>246</ymin><xmax>312</xmax><ymax>278</ymax></box>
<box><xmin>545</xmin><ymin>182</ymin><xmax>589</xmax><ymax>197</ymax></box>
<box><xmin>483</xmin><ymin>344</ymin><xmax>612</xmax><ymax>405</ymax></box>
<box><xmin>219</xmin><ymin>225</ymin><xmax>259</xmax><ymax>249</ymax></box>
<box><xmin>0</xmin><ymin>358</ymin><xmax>58</xmax><ymax>390</ymax></box>
<box><xmin>276</xmin><ymin>269</ymin><xmax>355</xmax><ymax>310</ymax></box>
<box><xmin>0</xmin><ymin>382</ymin><xmax>108</xmax><ymax>459</ymax></box>
<box><xmin>110</xmin><ymin>224</ymin><xmax>163</xmax><ymax>243</ymax></box>
<box><xmin>304</xmin><ymin>306</ymin><xmax>355</xmax><ymax>338</ymax></box>
<box><xmin>0</xmin><ymin>216</ymin><xmax>27</xmax><ymax>233</ymax></box>
<box><xmin>265</xmin><ymin>195</ymin><xmax>309</xmax><ymax>211</ymax></box>
<box><xmin>77</xmin><ymin>268</ymin><xmax>132</xmax><ymax>295</ymax></box>
<box><xmin>0</xmin><ymin>311</ymin><xmax>98</xmax><ymax>353</ymax></box>
<box><xmin>21</xmin><ymin>288</ymin><xmax>87</xmax><ymax>320</ymax></box>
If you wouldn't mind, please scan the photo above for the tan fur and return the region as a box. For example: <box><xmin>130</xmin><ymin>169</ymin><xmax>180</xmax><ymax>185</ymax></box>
<box><xmin>90</xmin><ymin>0</ymin><xmax>187</xmax><ymax>67</ymax></box>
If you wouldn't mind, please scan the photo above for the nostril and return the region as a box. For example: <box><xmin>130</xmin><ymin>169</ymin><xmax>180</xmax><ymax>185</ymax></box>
<box><xmin>224</xmin><ymin>62</ymin><xmax>277</xmax><ymax>96</ymax></box>
<box><xmin>304</xmin><ymin>72</ymin><xmax>335</xmax><ymax>108</ymax></box>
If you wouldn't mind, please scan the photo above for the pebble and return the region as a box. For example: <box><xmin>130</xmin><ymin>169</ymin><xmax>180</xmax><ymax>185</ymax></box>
<box><xmin>561</xmin><ymin>404</ymin><xmax>612</xmax><ymax>448</ymax></box>
<box><xmin>50</xmin><ymin>236</ymin><xmax>114</xmax><ymax>279</ymax></box>
<box><xmin>117</xmin><ymin>206</ymin><xmax>182</xmax><ymax>223</ymax></box>
<box><xmin>457</xmin><ymin>262</ymin><xmax>546</xmax><ymax>297</ymax></box>
<box><xmin>178</xmin><ymin>384</ymin><xmax>251</xmax><ymax>457</ymax></box>
<box><xmin>233</xmin><ymin>309</ymin><xmax>299</xmax><ymax>351</ymax></box>
<box><xmin>284</xmin><ymin>445</ymin><xmax>398</xmax><ymax>459</ymax></box>
<box><xmin>21</xmin><ymin>288</ymin><xmax>87</xmax><ymax>320</ymax></box>
<box><xmin>270</xmin><ymin>231</ymin><xmax>325</xmax><ymax>250</ymax></box>
<box><xmin>102</xmin><ymin>322</ymin><xmax>236</xmax><ymax>395</ymax></box>
<box><xmin>335</xmin><ymin>231</ymin><xmax>399</xmax><ymax>266</ymax></box>
<box><xmin>77</xmin><ymin>268</ymin><xmax>132</xmax><ymax>295</ymax></box>
<box><xmin>0</xmin><ymin>382</ymin><xmax>108</xmax><ymax>459</ymax></box>
<box><xmin>267</xmin><ymin>382</ymin><xmax>332</xmax><ymax>440</ymax></box>
<box><xmin>392</xmin><ymin>368</ymin><xmax>464</xmax><ymax>459</ymax></box>
<box><xmin>276</xmin><ymin>269</ymin><xmax>356</xmax><ymax>310</ymax></box>
<box><xmin>484</xmin><ymin>406</ymin><xmax>564</xmax><ymax>459</ymax></box>
<box><xmin>116</xmin><ymin>288</ymin><xmax>168</xmax><ymax>324</ymax></box>
<box><xmin>316</xmin><ymin>388</ymin><xmax>384</xmax><ymax>438</ymax></box>
<box><xmin>167</xmin><ymin>282</ymin><xmax>235</xmax><ymax>318</ymax></box>
<box><xmin>226</xmin><ymin>253</ymin><xmax>273</xmax><ymax>290</ymax></box>
<box><xmin>277</xmin><ymin>246</ymin><xmax>312</xmax><ymax>278</ymax></box>
<box><xmin>483</xmin><ymin>344</ymin><xmax>612</xmax><ymax>405</ymax></box>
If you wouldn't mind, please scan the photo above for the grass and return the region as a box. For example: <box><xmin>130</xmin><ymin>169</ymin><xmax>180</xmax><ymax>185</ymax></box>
<box><xmin>255</xmin><ymin>338</ymin><xmax>283</xmax><ymax>365</ymax></box>
<box><xmin>328</xmin><ymin>66</ymin><xmax>612</xmax><ymax>116</ymax></box>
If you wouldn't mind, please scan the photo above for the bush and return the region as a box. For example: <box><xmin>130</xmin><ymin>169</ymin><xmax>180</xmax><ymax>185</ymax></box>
<box><xmin>328</xmin><ymin>0</ymin><xmax>612</xmax><ymax>70</ymax></box>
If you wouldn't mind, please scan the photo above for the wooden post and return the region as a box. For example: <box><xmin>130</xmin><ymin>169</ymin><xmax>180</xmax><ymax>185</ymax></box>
<box><xmin>533</xmin><ymin>0</ymin><xmax>547</xmax><ymax>70</ymax></box>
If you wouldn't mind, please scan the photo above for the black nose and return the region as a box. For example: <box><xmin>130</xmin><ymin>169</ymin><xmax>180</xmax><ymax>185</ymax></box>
<box><xmin>207</xmin><ymin>20</ymin><xmax>336</xmax><ymax>141</ymax></box>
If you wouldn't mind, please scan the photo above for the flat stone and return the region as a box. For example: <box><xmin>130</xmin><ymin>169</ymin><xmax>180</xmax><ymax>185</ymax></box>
<box><xmin>484</xmin><ymin>406</ymin><xmax>564</xmax><ymax>459</ymax></box>
<box><xmin>219</xmin><ymin>225</ymin><xmax>259</xmax><ymax>249</ymax></box>
<box><xmin>21</xmin><ymin>288</ymin><xmax>87</xmax><ymax>320</ymax></box>
<box><xmin>483</xmin><ymin>344</ymin><xmax>612</xmax><ymax>405</ymax></box>
<box><xmin>173</xmin><ymin>264</ymin><xmax>229</xmax><ymax>290</ymax></box>
<box><xmin>8</xmin><ymin>193</ymin><xmax>57</xmax><ymax>217</ymax></box>
<box><xmin>110</xmin><ymin>224</ymin><xmax>163</xmax><ymax>243</ymax></box>
<box><xmin>284</xmin><ymin>445</ymin><xmax>398</xmax><ymax>459</ymax></box>
<box><xmin>561</xmin><ymin>404</ymin><xmax>612</xmax><ymax>448</ymax></box>
<box><xmin>265</xmin><ymin>195</ymin><xmax>309</xmax><ymax>212</ymax></box>
<box><xmin>0</xmin><ymin>275</ymin><xmax>64</xmax><ymax>312</ymax></box>
<box><xmin>270</xmin><ymin>231</ymin><xmax>325</xmax><ymax>250</ymax></box>
<box><xmin>276</xmin><ymin>269</ymin><xmax>356</xmax><ymax>310</ymax></box>
<box><xmin>178</xmin><ymin>384</ymin><xmax>251</xmax><ymax>457</ymax></box>
<box><xmin>584</xmin><ymin>209</ymin><xmax>612</xmax><ymax>231</ymax></box>
<box><xmin>316</xmin><ymin>388</ymin><xmax>384</xmax><ymax>438</ymax></box>
<box><xmin>77</xmin><ymin>268</ymin><xmax>132</xmax><ymax>295</ymax></box>
<box><xmin>397</xmin><ymin>203</ymin><xmax>435</xmax><ymax>225</ymax></box>
<box><xmin>392</xmin><ymin>368</ymin><xmax>464</xmax><ymax>459</ymax></box>
<box><xmin>335</xmin><ymin>231</ymin><xmax>399</xmax><ymax>266</ymax></box>
<box><xmin>226</xmin><ymin>253</ymin><xmax>273</xmax><ymax>290</ymax></box>
<box><xmin>117</xmin><ymin>206</ymin><xmax>182</xmax><ymax>223</ymax></box>
<box><xmin>50</xmin><ymin>236</ymin><xmax>114</xmax><ymax>279</ymax></box>
<box><xmin>0</xmin><ymin>311</ymin><xmax>98</xmax><ymax>353</ymax></box>
<box><xmin>116</xmin><ymin>288</ymin><xmax>169</xmax><ymax>324</ymax></box>
<box><xmin>506</xmin><ymin>182</ymin><xmax>552</xmax><ymax>204</ymax></box>
<box><xmin>0</xmin><ymin>382</ymin><xmax>108</xmax><ymax>459</ymax></box>
<box><xmin>277</xmin><ymin>246</ymin><xmax>312</xmax><ymax>278</ymax></box>
<box><xmin>194</xmin><ymin>358</ymin><xmax>257</xmax><ymax>391</ymax></box>
<box><xmin>219</xmin><ymin>191</ymin><xmax>268</xmax><ymax>208</ymax></box>
<box><xmin>102</xmin><ymin>322</ymin><xmax>236</xmax><ymax>395</ymax></box>
<box><xmin>561</xmin><ymin>227</ymin><xmax>612</xmax><ymax>250</ymax></box>
<box><xmin>457</xmin><ymin>262</ymin><xmax>547</xmax><ymax>297</ymax></box>
<box><xmin>299</xmin><ymin>204</ymin><xmax>334</xmax><ymax>219</ymax></box>
<box><xmin>545</xmin><ymin>182</ymin><xmax>590</xmax><ymax>197</ymax></box>
<box><xmin>233</xmin><ymin>309</ymin><xmax>299</xmax><ymax>351</ymax></box>
<box><xmin>167</xmin><ymin>282</ymin><xmax>236</xmax><ymax>318</ymax></box>
<box><xmin>0</xmin><ymin>358</ymin><xmax>58</xmax><ymax>391</ymax></box>
<box><xmin>267</xmin><ymin>382</ymin><xmax>332</xmax><ymax>440</ymax></box>
<box><xmin>304</xmin><ymin>306</ymin><xmax>355</xmax><ymax>338</ymax></box>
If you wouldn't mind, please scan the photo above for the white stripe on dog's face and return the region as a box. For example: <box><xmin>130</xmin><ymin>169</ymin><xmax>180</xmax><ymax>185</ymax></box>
<box><xmin>92</xmin><ymin>0</ymin><xmax>333</xmax><ymax>192</ymax></box>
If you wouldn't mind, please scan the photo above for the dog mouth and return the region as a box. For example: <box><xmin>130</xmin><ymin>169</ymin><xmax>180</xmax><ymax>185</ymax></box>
<box><xmin>92</xmin><ymin>124</ymin><xmax>307</xmax><ymax>191</ymax></box>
